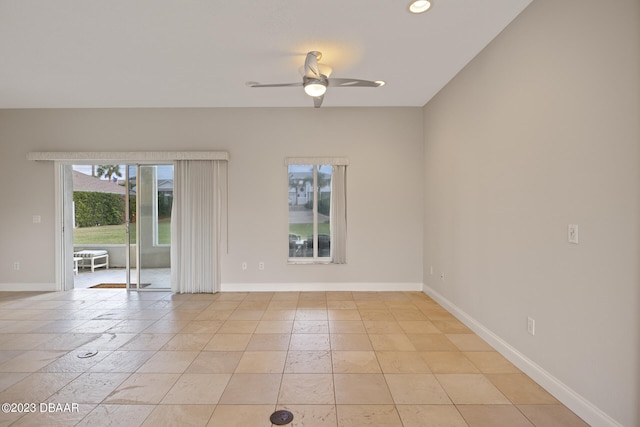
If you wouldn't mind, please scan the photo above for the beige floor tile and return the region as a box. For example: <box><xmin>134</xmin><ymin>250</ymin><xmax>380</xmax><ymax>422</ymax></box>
<box><xmin>297</xmin><ymin>301</ymin><xmax>327</xmax><ymax>309</ymax></box>
<box><xmin>254</xmin><ymin>320</ymin><xmax>294</xmax><ymax>334</ymax></box>
<box><xmin>0</xmin><ymin>350</ymin><xmax>66</xmax><ymax>372</ymax></box>
<box><xmin>329</xmin><ymin>320</ymin><xmax>366</xmax><ymax>334</ymax></box>
<box><xmin>76</xmin><ymin>404</ymin><xmax>155</xmax><ymax>427</ymax></box>
<box><xmin>446</xmin><ymin>333</ymin><xmax>495</xmax><ymax>351</ymax></box>
<box><xmin>376</xmin><ymin>351</ymin><xmax>431</xmax><ymax>373</ymax></box>
<box><xmin>136</xmin><ymin>350</ymin><xmax>199</xmax><ymax>373</ymax></box>
<box><xmin>397</xmin><ymin>320</ymin><xmax>441</xmax><ymax>334</ymax></box>
<box><xmin>208</xmin><ymin>404</ymin><xmax>274</xmax><ymax>427</ymax></box>
<box><xmin>194</xmin><ymin>309</ymin><xmax>234</xmax><ymax>321</ymax></box>
<box><xmin>457</xmin><ymin>404</ymin><xmax>534</xmax><ymax>427</ymax></box>
<box><xmin>0</xmin><ymin>372</ymin><xmax>79</xmax><ymax>403</ymax></box>
<box><xmin>293</xmin><ymin>320</ymin><xmax>329</xmax><ymax>334</ymax></box>
<box><xmin>279</xmin><ymin>405</ymin><xmax>337</xmax><ymax>427</ymax></box>
<box><xmin>435</xmin><ymin>374</ymin><xmax>510</xmax><ymax>404</ymax></box>
<box><xmin>330</xmin><ymin>334</ymin><xmax>373</xmax><ymax>351</ymax></box>
<box><xmin>185</xmin><ymin>351</ymin><xmax>242</xmax><ymax>374</ymax></box>
<box><xmin>160</xmin><ymin>333</ymin><xmax>212</xmax><ymax>351</ymax></box>
<box><xmin>142</xmin><ymin>320</ymin><xmax>190</xmax><ymax>333</ymax></box>
<box><xmin>327</xmin><ymin>300</ymin><xmax>357</xmax><ymax>310</ymax></box>
<box><xmin>37</xmin><ymin>333</ymin><xmax>99</xmax><ymax>351</ymax></box>
<box><xmin>407</xmin><ymin>334</ymin><xmax>458</xmax><ymax>351</ymax></box>
<box><xmin>104</xmin><ymin>373</ymin><xmax>180</xmax><ymax>404</ymax></box>
<box><xmin>218</xmin><ymin>373</ymin><xmax>281</xmax><ymax>404</ymax></box>
<box><xmin>247</xmin><ymin>333</ymin><xmax>291</xmax><ymax>350</ymax></box>
<box><xmin>289</xmin><ymin>333</ymin><xmax>330</xmax><ymax>350</ymax></box>
<box><xmin>486</xmin><ymin>373</ymin><xmax>559</xmax><ymax>404</ymax></box>
<box><xmin>0</xmin><ymin>372</ymin><xmax>29</xmax><ymax>393</ymax></box>
<box><xmin>421</xmin><ymin>351</ymin><xmax>480</xmax><ymax>374</ymax></box>
<box><xmin>390</xmin><ymin>308</ymin><xmax>428</xmax><ymax>321</ymax></box>
<box><xmin>336</xmin><ymin>404</ymin><xmax>402</xmax><ymax>426</ymax></box>
<box><xmin>118</xmin><ymin>333</ymin><xmax>174</xmax><ymax>351</ymax></box>
<box><xmin>326</xmin><ymin>292</ymin><xmax>354</xmax><ymax>301</ymax></box>
<box><xmin>431</xmin><ymin>319</ymin><xmax>472</xmax><ymax>333</ymax></box>
<box><xmin>331</xmin><ymin>351</ymin><xmax>381</xmax><ymax>373</ymax></box>
<box><xmin>363</xmin><ymin>320</ymin><xmax>404</xmax><ymax>334</ymax></box>
<box><xmin>359</xmin><ymin>309</ymin><xmax>395</xmax><ymax>321</ymax></box>
<box><xmin>396</xmin><ymin>404</ymin><xmax>467</xmax><ymax>427</ymax></box>
<box><xmin>463</xmin><ymin>351</ymin><xmax>520</xmax><ymax>373</ymax></box>
<box><xmin>39</xmin><ymin>349</ymin><xmax>112</xmax><ymax>373</ymax></box>
<box><xmin>180</xmin><ymin>320</ymin><xmax>223</xmax><ymax>334</ymax></box>
<box><xmin>285</xmin><ymin>350</ymin><xmax>332</xmax><ymax>373</ymax></box>
<box><xmin>334</xmin><ymin>373</ymin><xmax>393</xmax><ymax>404</ymax></box>
<box><xmin>0</xmin><ymin>333</ymin><xmax>53</xmax><ymax>351</ymax></box>
<box><xmin>327</xmin><ymin>309</ymin><xmax>361</xmax><ymax>320</ymax></box>
<box><xmin>161</xmin><ymin>373</ymin><xmax>231</xmax><ymax>404</ymax></box>
<box><xmin>385</xmin><ymin>373</ymin><xmax>451</xmax><ymax>404</ymax></box>
<box><xmin>89</xmin><ymin>350</ymin><xmax>155</xmax><ymax>373</ymax></box>
<box><xmin>204</xmin><ymin>333</ymin><xmax>251</xmax><ymax>351</ymax></box>
<box><xmin>278</xmin><ymin>373</ymin><xmax>335</xmax><ymax>404</ymax></box>
<box><xmin>11</xmin><ymin>405</ymin><xmax>94</xmax><ymax>426</ymax></box>
<box><xmin>235</xmin><ymin>350</ymin><xmax>287</xmax><ymax>373</ymax></box>
<box><xmin>107</xmin><ymin>320</ymin><xmax>157</xmax><ymax>334</ymax></box>
<box><xmin>228</xmin><ymin>309</ymin><xmax>265</xmax><ymax>320</ymax></box>
<box><xmin>217</xmin><ymin>320</ymin><xmax>259</xmax><ymax>334</ymax></box>
<box><xmin>142</xmin><ymin>404</ymin><xmax>215</xmax><ymax>427</ymax></box>
<box><xmin>49</xmin><ymin>372</ymin><xmax>130</xmax><ymax>403</ymax></box>
<box><xmin>368</xmin><ymin>334</ymin><xmax>416</xmax><ymax>351</ymax></box>
<box><xmin>295</xmin><ymin>309</ymin><xmax>328</xmax><ymax>320</ymax></box>
<box><xmin>261</xmin><ymin>309</ymin><xmax>297</xmax><ymax>320</ymax></box>
<box><xmin>517</xmin><ymin>404</ymin><xmax>590</xmax><ymax>426</ymax></box>
<box><xmin>0</xmin><ymin>290</ymin><xmax>588</xmax><ymax>427</ymax></box>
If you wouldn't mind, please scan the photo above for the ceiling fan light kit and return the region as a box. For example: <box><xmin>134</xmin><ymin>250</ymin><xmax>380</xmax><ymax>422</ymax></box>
<box><xmin>248</xmin><ymin>51</ymin><xmax>384</xmax><ymax>108</ymax></box>
<box><xmin>303</xmin><ymin>75</ymin><xmax>328</xmax><ymax>97</ymax></box>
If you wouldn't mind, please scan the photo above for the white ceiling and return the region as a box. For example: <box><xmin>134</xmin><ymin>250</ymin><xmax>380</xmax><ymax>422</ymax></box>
<box><xmin>0</xmin><ymin>0</ymin><xmax>532</xmax><ymax>109</ymax></box>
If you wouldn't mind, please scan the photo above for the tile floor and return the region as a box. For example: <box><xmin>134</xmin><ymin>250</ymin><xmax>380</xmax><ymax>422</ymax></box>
<box><xmin>0</xmin><ymin>290</ymin><xmax>589</xmax><ymax>426</ymax></box>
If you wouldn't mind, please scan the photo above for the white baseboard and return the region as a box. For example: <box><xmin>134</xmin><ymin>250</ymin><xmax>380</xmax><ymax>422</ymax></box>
<box><xmin>222</xmin><ymin>282</ymin><xmax>423</xmax><ymax>292</ymax></box>
<box><xmin>0</xmin><ymin>283</ymin><xmax>57</xmax><ymax>292</ymax></box>
<box><xmin>422</xmin><ymin>284</ymin><xmax>622</xmax><ymax>427</ymax></box>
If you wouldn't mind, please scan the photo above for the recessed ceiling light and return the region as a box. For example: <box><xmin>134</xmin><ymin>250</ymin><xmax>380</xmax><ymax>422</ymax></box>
<box><xmin>409</xmin><ymin>0</ymin><xmax>432</xmax><ymax>14</ymax></box>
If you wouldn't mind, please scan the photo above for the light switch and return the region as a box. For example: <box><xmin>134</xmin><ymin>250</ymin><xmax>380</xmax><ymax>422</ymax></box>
<box><xmin>33</xmin><ymin>215</ymin><xmax>41</xmax><ymax>223</ymax></box>
<box><xmin>568</xmin><ymin>224</ymin><xmax>579</xmax><ymax>244</ymax></box>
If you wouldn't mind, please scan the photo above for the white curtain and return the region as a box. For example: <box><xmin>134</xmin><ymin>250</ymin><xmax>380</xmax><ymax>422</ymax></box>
<box><xmin>171</xmin><ymin>160</ymin><xmax>227</xmax><ymax>293</ymax></box>
<box><xmin>330</xmin><ymin>165</ymin><xmax>347</xmax><ymax>263</ymax></box>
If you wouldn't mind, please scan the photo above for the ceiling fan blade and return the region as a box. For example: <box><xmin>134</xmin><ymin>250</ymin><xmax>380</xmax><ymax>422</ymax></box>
<box><xmin>304</xmin><ymin>51</ymin><xmax>322</xmax><ymax>78</ymax></box>
<box><xmin>246</xmin><ymin>82</ymin><xmax>302</xmax><ymax>88</ymax></box>
<box><xmin>328</xmin><ymin>78</ymin><xmax>383</xmax><ymax>88</ymax></box>
<box><xmin>313</xmin><ymin>94</ymin><xmax>324</xmax><ymax>108</ymax></box>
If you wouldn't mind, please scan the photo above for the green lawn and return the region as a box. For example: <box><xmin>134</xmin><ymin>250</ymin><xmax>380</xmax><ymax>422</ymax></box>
<box><xmin>289</xmin><ymin>223</ymin><xmax>330</xmax><ymax>238</ymax></box>
<box><xmin>73</xmin><ymin>218</ymin><xmax>171</xmax><ymax>245</ymax></box>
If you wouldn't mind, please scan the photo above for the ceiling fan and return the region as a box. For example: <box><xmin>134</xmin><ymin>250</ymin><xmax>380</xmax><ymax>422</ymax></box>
<box><xmin>246</xmin><ymin>51</ymin><xmax>385</xmax><ymax>108</ymax></box>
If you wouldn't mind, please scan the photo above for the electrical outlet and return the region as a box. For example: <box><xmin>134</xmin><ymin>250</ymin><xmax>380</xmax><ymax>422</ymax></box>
<box><xmin>241</xmin><ymin>262</ymin><xmax>248</xmax><ymax>270</ymax></box>
<box><xmin>527</xmin><ymin>317</ymin><xmax>535</xmax><ymax>336</ymax></box>
<box><xmin>258</xmin><ymin>262</ymin><xmax>265</xmax><ymax>271</ymax></box>
<box><xmin>32</xmin><ymin>215</ymin><xmax>41</xmax><ymax>224</ymax></box>
<box><xmin>13</xmin><ymin>262</ymin><xmax>20</xmax><ymax>271</ymax></box>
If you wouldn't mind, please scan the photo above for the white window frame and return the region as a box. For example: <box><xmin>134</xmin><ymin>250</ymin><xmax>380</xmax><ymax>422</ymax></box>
<box><xmin>286</xmin><ymin>157</ymin><xmax>348</xmax><ymax>265</ymax></box>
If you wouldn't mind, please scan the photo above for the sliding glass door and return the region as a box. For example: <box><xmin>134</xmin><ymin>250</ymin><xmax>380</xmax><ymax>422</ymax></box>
<box><xmin>128</xmin><ymin>164</ymin><xmax>173</xmax><ymax>290</ymax></box>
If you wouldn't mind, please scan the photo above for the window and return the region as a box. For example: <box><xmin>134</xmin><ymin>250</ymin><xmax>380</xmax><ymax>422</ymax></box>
<box><xmin>287</xmin><ymin>158</ymin><xmax>348</xmax><ymax>264</ymax></box>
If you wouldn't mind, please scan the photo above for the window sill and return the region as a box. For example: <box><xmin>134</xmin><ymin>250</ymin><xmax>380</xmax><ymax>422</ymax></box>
<box><xmin>288</xmin><ymin>259</ymin><xmax>334</xmax><ymax>265</ymax></box>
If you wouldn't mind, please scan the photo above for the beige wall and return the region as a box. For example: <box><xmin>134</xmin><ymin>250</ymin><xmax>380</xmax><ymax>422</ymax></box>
<box><xmin>422</xmin><ymin>0</ymin><xmax>639</xmax><ymax>425</ymax></box>
<box><xmin>0</xmin><ymin>107</ymin><xmax>424</xmax><ymax>289</ymax></box>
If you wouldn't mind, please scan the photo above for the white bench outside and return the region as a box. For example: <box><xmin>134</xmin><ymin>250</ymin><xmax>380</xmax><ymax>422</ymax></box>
<box><xmin>74</xmin><ymin>250</ymin><xmax>109</xmax><ymax>272</ymax></box>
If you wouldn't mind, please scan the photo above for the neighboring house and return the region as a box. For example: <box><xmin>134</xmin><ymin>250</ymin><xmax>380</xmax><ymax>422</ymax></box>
<box><xmin>73</xmin><ymin>171</ymin><xmax>126</xmax><ymax>195</ymax></box>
